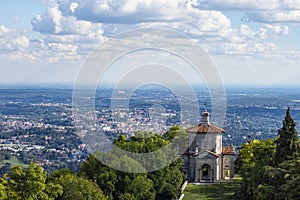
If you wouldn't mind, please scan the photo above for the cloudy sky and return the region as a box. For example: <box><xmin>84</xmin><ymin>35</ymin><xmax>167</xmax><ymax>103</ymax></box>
<box><xmin>0</xmin><ymin>0</ymin><xmax>300</xmax><ymax>86</ymax></box>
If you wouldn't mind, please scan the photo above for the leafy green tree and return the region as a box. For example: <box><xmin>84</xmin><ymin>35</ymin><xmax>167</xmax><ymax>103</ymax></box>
<box><xmin>163</xmin><ymin>126</ymin><xmax>188</xmax><ymax>155</ymax></box>
<box><xmin>235</xmin><ymin>139</ymin><xmax>276</xmax><ymax>199</ymax></box>
<box><xmin>147</xmin><ymin>158</ymin><xmax>183</xmax><ymax>200</ymax></box>
<box><xmin>115</xmin><ymin>131</ymin><xmax>184</xmax><ymax>199</ymax></box>
<box><xmin>79</xmin><ymin>151</ymin><xmax>143</xmax><ymax>199</ymax></box>
<box><xmin>49</xmin><ymin>169</ymin><xmax>107</xmax><ymax>200</ymax></box>
<box><xmin>0</xmin><ymin>180</ymin><xmax>7</xmax><ymax>199</ymax></box>
<box><xmin>163</xmin><ymin>126</ymin><xmax>182</xmax><ymax>140</ymax></box>
<box><xmin>118</xmin><ymin>193</ymin><xmax>136</xmax><ymax>200</ymax></box>
<box><xmin>80</xmin><ymin>128</ymin><xmax>185</xmax><ymax>200</ymax></box>
<box><xmin>8</xmin><ymin>163</ymin><xmax>62</xmax><ymax>200</ymax></box>
<box><xmin>276</xmin><ymin>158</ymin><xmax>300</xmax><ymax>199</ymax></box>
<box><xmin>237</xmin><ymin>108</ymin><xmax>300</xmax><ymax>200</ymax></box>
<box><xmin>274</xmin><ymin>107</ymin><xmax>299</xmax><ymax>166</ymax></box>
<box><xmin>48</xmin><ymin>169</ymin><xmax>76</xmax><ymax>181</ymax></box>
<box><xmin>0</xmin><ymin>176</ymin><xmax>18</xmax><ymax>199</ymax></box>
<box><xmin>259</xmin><ymin>108</ymin><xmax>300</xmax><ymax>200</ymax></box>
<box><xmin>96</xmin><ymin>170</ymin><xmax>118</xmax><ymax>197</ymax></box>
<box><xmin>126</xmin><ymin>176</ymin><xmax>155</xmax><ymax>200</ymax></box>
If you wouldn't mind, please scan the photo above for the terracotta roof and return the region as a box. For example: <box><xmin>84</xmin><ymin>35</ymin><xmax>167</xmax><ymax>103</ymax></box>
<box><xmin>186</xmin><ymin>124</ymin><xmax>225</xmax><ymax>134</ymax></box>
<box><xmin>222</xmin><ymin>146</ymin><xmax>236</xmax><ymax>155</ymax></box>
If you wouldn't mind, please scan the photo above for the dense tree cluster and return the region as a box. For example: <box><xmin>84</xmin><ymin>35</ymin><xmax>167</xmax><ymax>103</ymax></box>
<box><xmin>0</xmin><ymin>163</ymin><xmax>107</xmax><ymax>200</ymax></box>
<box><xmin>236</xmin><ymin>108</ymin><xmax>300</xmax><ymax>200</ymax></box>
<box><xmin>80</xmin><ymin>127</ymin><xmax>186</xmax><ymax>200</ymax></box>
<box><xmin>0</xmin><ymin>127</ymin><xmax>185</xmax><ymax>200</ymax></box>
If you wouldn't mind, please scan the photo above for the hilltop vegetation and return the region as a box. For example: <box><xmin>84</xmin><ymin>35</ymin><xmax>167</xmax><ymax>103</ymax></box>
<box><xmin>0</xmin><ymin>163</ymin><xmax>107</xmax><ymax>200</ymax></box>
<box><xmin>235</xmin><ymin>108</ymin><xmax>300</xmax><ymax>199</ymax></box>
<box><xmin>0</xmin><ymin>127</ymin><xmax>186</xmax><ymax>200</ymax></box>
<box><xmin>184</xmin><ymin>108</ymin><xmax>300</xmax><ymax>200</ymax></box>
<box><xmin>0</xmin><ymin>108</ymin><xmax>300</xmax><ymax>199</ymax></box>
<box><xmin>79</xmin><ymin>127</ymin><xmax>186</xmax><ymax>200</ymax></box>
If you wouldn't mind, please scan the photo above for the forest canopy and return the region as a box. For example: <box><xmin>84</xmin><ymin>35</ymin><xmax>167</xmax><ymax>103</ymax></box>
<box><xmin>0</xmin><ymin>126</ymin><xmax>186</xmax><ymax>200</ymax></box>
<box><xmin>235</xmin><ymin>108</ymin><xmax>300</xmax><ymax>200</ymax></box>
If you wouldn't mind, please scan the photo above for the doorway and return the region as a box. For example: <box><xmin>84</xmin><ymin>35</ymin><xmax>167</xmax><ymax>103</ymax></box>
<box><xmin>201</xmin><ymin>164</ymin><xmax>211</xmax><ymax>181</ymax></box>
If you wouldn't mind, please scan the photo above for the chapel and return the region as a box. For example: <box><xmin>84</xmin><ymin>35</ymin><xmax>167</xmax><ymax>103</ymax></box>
<box><xmin>182</xmin><ymin>108</ymin><xmax>236</xmax><ymax>182</ymax></box>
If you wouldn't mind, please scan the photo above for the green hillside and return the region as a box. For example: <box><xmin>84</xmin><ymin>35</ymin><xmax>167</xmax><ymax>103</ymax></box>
<box><xmin>0</xmin><ymin>155</ymin><xmax>28</xmax><ymax>168</ymax></box>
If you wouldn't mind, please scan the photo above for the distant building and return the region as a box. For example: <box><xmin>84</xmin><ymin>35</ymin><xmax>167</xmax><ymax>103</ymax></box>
<box><xmin>182</xmin><ymin>109</ymin><xmax>236</xmax><ymax>182</ymax></box>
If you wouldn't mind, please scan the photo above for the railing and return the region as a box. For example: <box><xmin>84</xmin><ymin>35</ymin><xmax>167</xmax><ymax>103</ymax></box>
<box><xmin>180</xmin><ymin>180</ymin><xmax>188</xmax><ymax>192</ymax></box>
<box><xmin>179</xmin><ymin>194</ymin><xmax>185</xmax><ymax>200</ymax></box>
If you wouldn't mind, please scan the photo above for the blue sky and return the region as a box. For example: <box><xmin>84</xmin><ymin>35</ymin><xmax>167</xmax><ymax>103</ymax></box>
<box><xmin>0</xmin><ymin>0</ymin><xmax>300</xmax><ymax>86</ymax></box>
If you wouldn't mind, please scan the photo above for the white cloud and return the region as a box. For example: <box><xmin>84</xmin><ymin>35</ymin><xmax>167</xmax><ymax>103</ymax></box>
<box><xmin>262</xmin><ymin>24</ymin><xmax>289</xmax><ymax>35</ymax></box>
<box><xmin>43</xmin><ymin>34</ymin><xmax>105</xmax><ymax>56</ymax></box>
<box><xmin>141</xmin><ymin>19</ymin><xmax>281</xmax><ymax>59</ymax></box>
<box><xmin>70</xmin><ymin>2</ymin><xmax>78</xmax><ymax>13</ymax></box>
<box><xmin>1</xmin><ymin>0</ymin><xmax>296</xmax><ymax>65</ymax></box>
<box><xmin>199</xmin><ymin>0</ymin><xmax>300</xmax><ymax>11</ymax></box>
<box><xmin>0</xmin><ymin>26</ymin><xmax>38</xmax><ymax>62</ymax></box>
<box><xmin>199</xmin><ymin>0</ymin><xmax>300</xmax><ymax>24</ymax></box>
<box><xmin>0</xmin><ymin>25</ymin><xmax>10</xmax><ymax>34</ymax></box>
<box><xmin>0</xmin><ymin>24</ymin><xmax>102</xmax><ymax>63</ymax></box>
<box><xmin>30</xmin><ymin>0</ymin><xmax>240</xmax><ymax>59</ymax></box>
<box><xmin>224</xmin><ymin>42</ymin><xmax>276</xmax><ymax>55</ymax></box>
<box><xmin>185</xmin><ymin>10</ymin><xmax>231</xmax><ymax>33</ymax></box>
<box><xmin>71</xmin><ymin>0</ymin><xmax>185</xmax><ymax>23</ymax></box>
<box><xmin>0</xmin><ymin>25</ymin><xmax>30</xmax><ymax>52</ymax></box>
<box><xmin>33</xmin><ymin>0</ymin><xmax>183</xmax><ymax>26</ymax></box>
<box><xmin>31</xmin><ymin>0</ymin><xmax>292</xmax><ymax>47</ymax></box>
<box><xmin>32</xmin><ymin>2</ymin><xmax>104</xmax><ymax>35</ymax></box>
<box><xmin>29</xmin><ymin>1</ymin><xmax>105</xmax><ymax>63</ymax></box>
<box><xmin>32</xmin><ymin>0</ymin><xmax>220</xmax><ymax>28</ymax></box>
<box><xmin>248</xmin><ymin>10</ymin><xmax>300</xmax><ymax>23</ymax></box>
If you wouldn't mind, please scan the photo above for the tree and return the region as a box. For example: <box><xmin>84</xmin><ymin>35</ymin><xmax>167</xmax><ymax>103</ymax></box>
<box><xmin>148</xmin><ymin>158</ymin><xmax>183</xmax><ymax>200</ymax></box>
<box><xmin>0</xmin><ymin>179</ymin><xmax>8</xmax><ymax>199</ymax></box>
<box><xmin>262</xmin><ymin>108</ymin><xmax>300</xmax><ymax>200</ymax></box>
<box><xmin>277</xmin><ymin>158</ymin><xmax>300</xmax><ymax>199</ymax></box>
<box><xmin>0</xmin><ymin>175</ymin><xmax>22</xmax><ymax>199</ymax></box>
<box><xmin>80</xmin><ymin>129</ymin><xmax>185</xmax><ymax>200</ymax></box>
<box><xmin>235</xmin><ymin>139</ymin><xmax>276</xmax><ymax>199</ymax></box>
<box><xmin>163</xmin><ymin>126</ymin><xmax>188</xmax><ymax>155</ymax></box>
<box><xmin>274</xmin><ymin>107</ymin><xmax>299</xmax><ymax>166</ymax></box>
<box><xmin>119</xmin><ymin>193</ymin><xmax>136</xmax><ymax>200</ymax></box>
<box><xmin>236</xmin><ymin>108</ymin><xmax>300</xmax><ymax>200</ymax></box>
<box><xmin>8</xmin><ymin>163</ymin><xmax>62</xmax><ymax>200</ymax></box>
<box><xmin>79</xmin><ymin>151</ymin><xmax>143</xmax><ymax>199</ymax></box>
<box><xmin>126</xmin><ymin>176</ymin><xmax>155</xmax><ymax>200</ymax></box>
<box><xmin>49</xmin><ymin>169</ymin><xmax>107</xmax><ymax>200</ymax></box>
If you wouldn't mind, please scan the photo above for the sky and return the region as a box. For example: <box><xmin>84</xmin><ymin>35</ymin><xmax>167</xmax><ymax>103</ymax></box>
<box><xmin>0</xmin><ymin>0</ymin><xmax>300</xmax><ymax>86</ymax></box>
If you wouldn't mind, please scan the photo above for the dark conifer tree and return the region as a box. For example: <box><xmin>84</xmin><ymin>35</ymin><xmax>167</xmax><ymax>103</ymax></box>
<box><xmin>274</xmin><ymin>107</ymin><xmax>299</xmax><ymax>166</ymax></box>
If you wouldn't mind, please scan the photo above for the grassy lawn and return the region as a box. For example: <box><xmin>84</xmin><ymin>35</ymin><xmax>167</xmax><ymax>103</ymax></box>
<box><xmin>0</xmin><ymin>156</ymin><xmax>28</xmax><ymax>168</ymax></box>
<box><xmin>183</xmin><ymin>181</ymin><xmax>241</xmax><ymax>200</ymax></box>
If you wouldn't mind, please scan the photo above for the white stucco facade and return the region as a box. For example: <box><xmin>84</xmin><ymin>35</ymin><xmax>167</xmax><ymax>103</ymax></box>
<box><xmin>183</xmin><ymin>109</ymin><xmax>236</xmax><ymax>183</ymax></box>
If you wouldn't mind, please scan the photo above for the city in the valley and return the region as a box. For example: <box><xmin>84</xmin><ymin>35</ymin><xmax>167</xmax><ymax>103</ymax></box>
<box><xmin>0</xmin><ymin>85</ymin><xmax>300</xmax><ymax>174</ymax></box>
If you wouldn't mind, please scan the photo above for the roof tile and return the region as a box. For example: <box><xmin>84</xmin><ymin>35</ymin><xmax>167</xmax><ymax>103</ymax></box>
<box><xmin>222</xmin><ymin>146</ymin><xmax>236</xmax><ymax>155</ymax></box>
<box><xmin>186</xmin><ymin>124</ymin><xmax>224</xmax><ymax>133</ymax></box>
